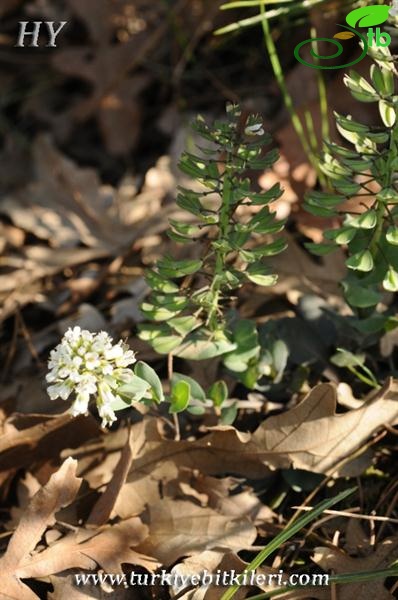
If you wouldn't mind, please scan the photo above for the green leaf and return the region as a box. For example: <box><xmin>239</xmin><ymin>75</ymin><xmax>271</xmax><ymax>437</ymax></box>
<box><xmin>118</xmin><ymin>375</ymin><xmax>151</xmax><ymax>402</ymax></box>
<box><xmin>305</xmin><ymin>190</ymin><xmax>342</xmax><ymax>208</ymax></box>
<box><xmin>167</xmin><ymin>231</ymin><xmax>193</xmax><ymax>244</ymax></box>
<box><xmin>331</xmin><ymin>348</ymin><xmax>365</xmax><ymax>368</ymax></box>
<box><xmin>134</xmin><ymin>361</ymin><xmax>164</xmax><ymax>404</ymax></box>
<box><xmin>157</xmin><ymin>257</ymin><xmax>203</xmax><ymax>278</ymax></box>
<box><xmin>386</xmin><ymin>226</ymin><xmax>398</xmax><ymax>246</ymax></box>
<box><xmin>349</xmin><ymin>210</ymin><xmax>377</xmax><ymax>229</ymax></box>
<box><xmin>377</xmin><ymin>188</ymin><xmax>398</xmax><ymax>204</ymax></box>
<box><xmin>344</xmin><ymin>71</ymin><xmax>379</xmax><ymax>103</ymax></box>
<box><xmin>152</xmin><ymin>334</ymin><xmax>184</xmax><ymax>354</ymax></box>
<box><xmin>150</xmin><ymin>295</ymin><xmax>188</xmax><ymax>310</ymax></box>
<box><xmin>383</xmin><ymin>267</ymin><xmax>398</xmax><ymax>292</ymax></box>
<box><xmin>370</xmin><ymin>64</ymin><xmax>394</xmax><ymax>96</ymax></box>
<box><xmin>109</xmin><ymin>396</ymin><xmax>131</xmax><ymax>412</ymax></box>
<box><xmin>334</xmin><ymin>180</ymin><xmax>361</xmax><ymax>195</ymax></box>
<box><xmin>346</xmin><ymin>249</ymin><xmax>374</xmax><ymax>272</ymax></box>
<box><xmin>379</xmin><ymin>100</ymin><xmax>396</xmax><ymax>127</ymax></box>
<box><xmin>173</xmin><ymin>332</ymin><xmax>237</xmax><ymax>360</ymax></box>
<box><xmin>305</xmin><ymin>242</ymin><xmax>336</xmax><ymax>256</ymax></box>
<box><xmin>140</xmin><ymin>302</ymin><xmax>183</xmax><ymax>321</ymax></box>
<box><xmin>303</xmin><ymin>203</ymin><xmax>337</xmax><ymax>218</ymax></box>
<box><xmin>223</xmin><ymin>320</ymin><xmax>260</xmax><ymax>373</ymax></box>
<box><xmin>246</xmin><ymin>264</ymin><xmax>278</xmax><ymax>286</ymax></box>
<box><xmin>324</xmin><ymin>226</ymin><xmax>356</xmax><ymax>245</ymax></box>
<box><xmin>220</xmin><ymin>403</ymin><xmax>238</xmax><ymax>425</ymax></box>
<box><xmin>146</xmin><ymin>270</ymin><xmax>179</xmax><ymax>293</ymax></box>
<box><xmin>169</xmin><ymin>315</ymin><xmax>201</xmax><ymax>336</ymax></box>
<box><xmin>176</xmin><ymin>189</ymin><xmax>203</xmax><ymax>217</ymax></box>
<box><xmin>343</xmin><ymin>282</ymin><xmax>381</xmax><ymax>308</ymax></box>
<box><xmin>208</xmin><ymin>380</ymin><xmax>228</xmax><ymax>407</ymax></box>
<box><xmin>172</xmin><ymin>373</ymin><xmax>206</xmax><ymax>402</ymax></box>
<box><xmin>169</xmin><ymin>219</ymin><xmax>201</xmax><ymax>237</ymax></box>
<box><xmin>249</xmin><ymin>183</ymin><xmax>283</xmax><ymax>205</ymax></box>
<box><xmin>169</xmin><ymin>380</ymin><xmax>191</xmax><ymax>413</ymax></box>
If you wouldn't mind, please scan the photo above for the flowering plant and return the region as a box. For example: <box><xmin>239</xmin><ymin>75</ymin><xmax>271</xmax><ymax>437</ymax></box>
<box><xmin>46</xmin><ymin>326</ymin><xmax>164</xmax><ymax>426</ymax></box>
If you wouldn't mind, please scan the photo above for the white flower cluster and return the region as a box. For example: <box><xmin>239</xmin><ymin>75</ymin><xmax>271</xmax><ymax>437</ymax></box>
<box><xmin>46</xmin><ymin>326</ymin><xmax>136</xmax><ymax>427</ymax></box>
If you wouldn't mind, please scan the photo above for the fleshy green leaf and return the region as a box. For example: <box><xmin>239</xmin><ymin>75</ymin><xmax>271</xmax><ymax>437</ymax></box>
<box><xmin>208</xmin><ymin>380</ymin><xmax>228</xmax><ymax>407</ymax></box>
<box><xmin>134</xmin><ymin>361</ymin><xmax>164</xmax><ymax>404</ymax></box>
<box><xmin>324</xmin><ymin>226</ymin><xmax>356</xmax><ymax>245</ymax></box>
<box><xmin>305</xmin><ymin>242</ymin><xmax>336</xmax><ymax>256</ymax></box>
<box><xmin>383</xmin><ymin>267</ymin><xmax>398</xmax><ymax>292</ymax></box>
<box><xmin>343</xmin><ymin>282</ymin><xmax>380</xmax><ymax>308</ymax></box>
<box><xmin>386</xmin><ymin>226</ymin><xmax>398</xmax><ymax>245</ymax></box>
<box><xmin>169</xmin><ymin>380</ymin><xmax>191</xmax><ymax>413</ymax></box>
<box><xmin>246</xmin><ymin>264</ymin><xmax>278</xmax><ymax>286</ymax></box>
<box><xmin>349</xmin><ymin>210</ymin><xmax>377</xmax><ymax>229</ymax></box>
<box><xmin>379</xmin><ymin>100</ymin><xmax>396</xmax><ymax>127</ymax></box>
<box><xmin>172</xmin><ymin>373</ymin><xmax>206</xmax><ymax>402</ymax></box>
<box><xmin>118</xmin><ymin>375</ymin><xmax>151</xmax><ymax>402</ymax></box>
<box><xmin>346</xmin><ymin>249</ymin><xmax>374</xmax><ymax>272</ymax></box>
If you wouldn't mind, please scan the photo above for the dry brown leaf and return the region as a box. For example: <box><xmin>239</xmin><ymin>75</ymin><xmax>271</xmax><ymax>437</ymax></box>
<box><xmin>49</xmin><ymin>573</ymin><xmax>131</xmax><ymax>599</ymax></box>
<box><xmin>249</xmin><ymin>378</ymin><xmax>398</xmax><ymax>474</ymax></box>
<box><xmin>0</xmin><ymin>458</ymin><xmax>82</xmax><ymax>600</ymax></box>
<box><xmin>16</xmin><ymin>518</ymin><xmax>156</xmax><ymax>580</ymax></box>
<box><xmin>312</xmin><ymin>535</ymin><xmax>398</xmax><ymax>599</ymax></box>
<box><xmin>0</xmin><ymin>412</ymin><xmax>99</xmax><ymax>473</ymax></box>
<box><xmin>50</xmin><ymin>0</ymin><xmax>170</xmax><ymax>154</ymax></box>
<box><xmin>2</xmin><ymin>136</ymin><xmax>136</xmax><ymax>250</ymax></box>
<box><xmin>138</xmin><ymin>498</ymin><xmax>257</xmax><ymax>565</ymax></box>
<box><xmin>86</xmin><ymin>428</ymin><xmax>134</xmax><ymax>526</ymax></box>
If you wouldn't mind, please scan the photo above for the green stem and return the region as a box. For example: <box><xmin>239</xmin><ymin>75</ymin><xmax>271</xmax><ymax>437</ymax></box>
<box><xmin>348</xmin><ymin>366</ymin><xmax>379</xmax><ymax>389</ymax></box>
<box><xmin>259</xmin><ymin>4</ymin><xmax>319</xmax><ymax>176</ymax></box>
<box><xmin>207</xmin><ymin>157</ymin><xmax>233</xmax><ymax>330</ymax></box>
<box><xmin>371</xmin><ymin>116</ymin><xmax>398</xmax><ymax>257</ymax></box>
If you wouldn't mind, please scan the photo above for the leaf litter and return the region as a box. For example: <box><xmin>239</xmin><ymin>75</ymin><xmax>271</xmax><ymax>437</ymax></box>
<box><xmin>0</xmin><ymin>1</ymin><xmax>397</xmax><ymax>598</ymax></box>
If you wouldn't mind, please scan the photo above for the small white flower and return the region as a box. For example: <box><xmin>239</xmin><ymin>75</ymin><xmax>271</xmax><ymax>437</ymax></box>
<box><xmin>46</xmin><ymin>326</ymin><xmax>136</xmax><ymax>426</ymax></box>
<box><xmin>47</xmin><ymin>381</ymin><xmax>72</xmax><ymax>401</ymax></box>
<box><xmin>244</xmin><ymin>122</ymin><xmax>265</xmax><ymax>136</ymax></box>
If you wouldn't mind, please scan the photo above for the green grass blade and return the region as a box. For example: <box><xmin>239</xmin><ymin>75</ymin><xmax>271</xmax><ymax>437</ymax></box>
<box><xmin>220</xmin><ymin>486</ymin><xmax>356</xmax><ymax>600</ymax></box>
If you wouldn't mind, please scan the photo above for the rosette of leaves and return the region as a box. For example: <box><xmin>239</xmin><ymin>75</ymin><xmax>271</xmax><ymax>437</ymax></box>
<box><xmin>139</xmin><ymin>104</ymin><xmax>286</xmax><ymax>367</ymax></box>
<box><xmin>304</xmin><ymin>46</ymin><xmax>398</xmax><ymax>313</ymax></box>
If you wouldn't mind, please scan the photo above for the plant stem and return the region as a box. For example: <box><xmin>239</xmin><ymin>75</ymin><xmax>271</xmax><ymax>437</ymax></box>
<box><xmin>168</xmin><ymin>353</ymin><xmax>181</xmax><ymax>440</ymax></box>
<box><xmin>259</xmin><ymin>4</ymin><xmax>320</xmax><ymax>176</ymax></box>
<box><xmin>207</xmin><ymin>154</ymin><xmax>233</xmax><ymax>330</ymax></box>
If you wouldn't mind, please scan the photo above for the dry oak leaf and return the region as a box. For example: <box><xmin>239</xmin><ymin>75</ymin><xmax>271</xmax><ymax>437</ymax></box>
<box><xmin>1</xmin><ymin>135</ymin><xmax>136</xmax><ymax>250</ymax></box>
<box><xmin>0</xmin><ymin>458</ymin><xmax>82</xmax><ymax>600</ymax></box>
<box><xmin>16</xmin><ymin>518</ymin><xmax>156</xmax><ymax>580</ymax></box>
<box><xmin>312</xmin><ymin>535</ymin><xmax>398</xmax><ymax>600</ymax></box>
<box><xmin>0</xmin><ymin>412</ymin><xmax>99</xmax><ymax>473</ymax></box>
<box><xmin>248</xmin><ymin>377</ymin><xmax>398</xmax><ymax>474</ymax></box>
<box><xmin>138</xmin><ymin>498</ymin><xmax>257</xmax><ymax>565</ymax></box>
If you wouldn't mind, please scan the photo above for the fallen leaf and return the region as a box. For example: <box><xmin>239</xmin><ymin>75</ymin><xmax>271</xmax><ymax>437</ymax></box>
<box><xmin>0</xmin><ymin>412</ymin><xmax>100</xmax><ymax>474</ymax></box>
<box><xmin>0</xmin><ymin>458</ymin><xmax>82</xmax><ymax>600</ymax></box>
<box><xmin>16</xmin><ymin>518</ymin><xmax>156</xmax><ymax>580</ymax></box>
<box><xmin>249</xmin><ymin>378</ymin><xmax>398</xmax><ymax>474</ymax></box>
<box><xmin>312</xmin><ymin>535</ymin><xmax>398</xmax><ymax>599</ymax></box>
<box><xmin>138</xmin><ymin>498</ymin><xmax>257</xmax><ymax>565</ymax></box>
<box><xmin>87</xmin><ymin>427</ymin><xmax>134</xmax><ymax>526</ymax></box>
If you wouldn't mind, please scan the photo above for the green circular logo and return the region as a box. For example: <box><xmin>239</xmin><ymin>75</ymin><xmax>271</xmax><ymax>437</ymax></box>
<box><xmin>294</xmin><ymin>25</ymin><xmax>368</xmax><ymax>70</ymax></box>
